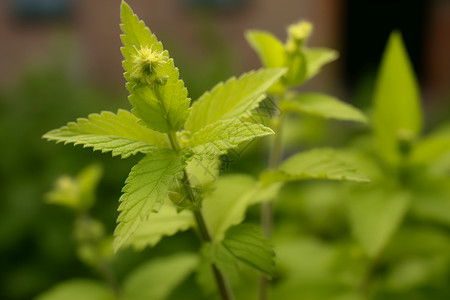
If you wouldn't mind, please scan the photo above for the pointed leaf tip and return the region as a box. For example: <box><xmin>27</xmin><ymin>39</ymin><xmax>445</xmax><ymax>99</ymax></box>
<box><xmin>121</xmin><ymin>1</ymin><xmax>132</xmax><ymax>16</ymax></box>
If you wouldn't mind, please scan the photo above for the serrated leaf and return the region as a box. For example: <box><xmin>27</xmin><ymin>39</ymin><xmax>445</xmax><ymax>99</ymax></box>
<box><xmin>281</xmin><ymin>93</ymin><xmax>367</xmax><ymax>123</ymax></box>
<box><xmin>114</xmin><ymin>149</ymin><xmax>187</xmax><ymax>251</ymax></box>
<box><xmin>185</xmin><ymin>68</ymin><xmax>286</xmax><ymax>133</ymax></box>
<box><xmin>373</xmin><ymin>31</ymin><xmax>422</xmax><ymax>165</ymax></box>
<box><xmin>245</xmin><ymin>30</ymin><xmax>285</xmax><ymax>68</ymax></box>
<box><xmin>304</xmin><ymin>47</ymin><xmax>339</xmax><ymax>81</ymax></box>
<box><xmin>261</xmin><ymin>148</ymin><xmax>370</xmax><ymax>186</ymax></box>
<box><xmin>35</xmin><ymin>279</ymin><xmax>114</xmax><ymax>300</ymax></box>
<box><xmin>43</xmin><ymin>109</ymin><xmax>168</xmax><ymax>158</ymax></box>
<box><xmin>120</xmin><ymin>2</ymin><xmax>190</xmax><ymax>132</ymax></box>
<box><xmin>347</xmin><ymin>188</ymin><xmax>410</xmax><ymax>258</ymax></box>
<box><xmin>188</xmin><ymin>119</ymin><xmax>273</xmax><ymax>157</ymax></box>
<box><xmin>123</xmin><ymin>202</ymin><xmax>193</xmax><ymax>250</ymax></box>
<box><xmin>123</xmin><ymin>253</ymin><xmax>199</xmax><ymax>300</ymax></box>
<box><xmin>222</xmin><ymin>224</ymin><xmax>276</xmax><ymax>277</ymax></box>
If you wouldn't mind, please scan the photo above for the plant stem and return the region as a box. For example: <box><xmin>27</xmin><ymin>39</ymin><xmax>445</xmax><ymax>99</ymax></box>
<box><xmin>77</xmin><ymin>214</ymin><xmax>121</xmax><ymax>299</ymax></box>
<box><xmin>99</xmin><ymin>258</ymin><xmax>121</xmax><ymax>299</ymax></box>
<box><xmin>259</xmin><ymin>108</ymin><xmax>286</xmax><ymax>300</ymax></box>
<box><xmin>168</xmin><ymin>132</ymin><xmax>234</xmax><ymax>300</ymax></box>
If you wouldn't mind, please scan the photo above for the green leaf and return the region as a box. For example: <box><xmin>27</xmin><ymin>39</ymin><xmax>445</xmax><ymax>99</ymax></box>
<box><xmin>281</xmin><ymin>93</ymin><xmax>367</xmax><ymax>123</ymax></box>
<box><xmin>222</xmin><ymin>224</ymin><xmax>276</xmax><ymax>277</ymax></box>
<box><xmin>120</xmin><ymin>1</ymin><xmax>190</xmax><ymax>132</ymax></box>
<box><xmin>35</xmin><ymin>279</ymin><xmax>113</xmax><ymax>300</ymax></box>
<box><xmin>123</xmin><ymin>201</ymin><xmax>193</xmax><ymax>250</ymax></box>
<box><xmin>245</xmin><ymin>30</ymin><xmax>285</xmax><ymax>68</ymax></box>
<box><xmin>347</xmin><ymin>188</ymin><xmax>410</xmax><ymax>257</ymax></box>
<box><xmin>185</xmin><ymin>156</ymin><xmax>220</xmax><ymax>187</ymax></box>
<box><xmin>46</xmin><ymin>164</ymin><xmax>102</xmax><ymax>211</ymax></box>
<box><xmin>202</xmin><ymin>174</ymin><xmax>278</xmax><ymax>241</ymax></box>
<box><xmin>185</xmin><ymin>68</ymin><xmax>286</xmax><ymax>133</ymax></box>
<box><xmin>245</xmin><ymin>31</ymin><xmax>287</xmax><ymax>94</ymax></box>
<box><xmin>261</xmin><ymin>148</ymin><xmax>370</xmax><ymax>186</ymax></box>
<box><xmin>304</xmin><ymin>47</ymin><xmax>339</xmax><ymax>81</ymax></box>
<box><xmin>123</xmin><ymin>253</ymin><xmax>199</xmax><ymax>300</ymax></box>
<box><xmin>410</xmin><ymin>123</ymin><xmax>450</xmax><ymax>165</ymax></box>
<box><xmin>188</xmin><ymin>119</ymin><xmax>273</xmax><ymax>157</ymax></box>
<box><xmin>201</xmin><ymin>242</ymin><xmax>241</xmax><ymax>282</ymax></box>
<box><xmin>202</xmin><ymin>175</ymin><xmax>255</xmax><ymax>241</ymax></box>
<box><xmin>114</xmin><ymin>148</ymin><xmax>187</xmax><ymax>251</ymax></box>
<box><xmin>43</xmin><ymin>109</ymin><xmax>168</xmax><ymax>158</ymax></box>
<box><xmin>373</xmin><ymin>31</ymin><xmax>422</xmax><ymax>164</ymax></box>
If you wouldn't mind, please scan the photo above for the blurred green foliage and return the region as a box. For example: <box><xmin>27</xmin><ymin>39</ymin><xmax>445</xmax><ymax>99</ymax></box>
<box><xmin>1</xmin><ymin>12</ymin><xmax>449</xmax><ymax>300</ymax></box>
<box><xmin>0</xmin><ymin>14</ymin><xmax>236</xmax><ymax>298</ymax></box>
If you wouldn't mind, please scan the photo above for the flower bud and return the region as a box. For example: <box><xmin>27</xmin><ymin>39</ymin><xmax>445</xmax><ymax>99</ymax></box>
<box><xmin>130</xmin><ymin>45</ymin><xmax>168</xmax><ymax>86</ymax></box>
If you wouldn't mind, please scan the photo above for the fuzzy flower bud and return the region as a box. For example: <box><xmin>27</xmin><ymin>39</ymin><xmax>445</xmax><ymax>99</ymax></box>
<box><xmin>130</xmin><ymin>45</ymin><xmax>168</xmax><ymax>86</ymax></box>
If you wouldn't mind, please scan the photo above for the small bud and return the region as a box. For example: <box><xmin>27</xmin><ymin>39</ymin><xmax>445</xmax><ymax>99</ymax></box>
<box><xmin>285</xmin><ymin>21</ymin><xmax>313</xmax><ymax>54</ymax></box>
<box><xmin>130</xmin><ymin>45</ymin><xmax>168</xmax><ymax>85</ymax></box>
<box><xmin>288</xmin><ymin>21</ymin><xmax>312</xmax><ymax>42</ymax></box>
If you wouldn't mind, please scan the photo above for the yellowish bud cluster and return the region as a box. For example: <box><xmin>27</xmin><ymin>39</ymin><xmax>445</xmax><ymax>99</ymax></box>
<box><xmin>130</xmin><ymin>45</ymin><xmax>168</xmax><ymax>86</ymax></box>
<box><xmin>285</xmin><ymin>21</ymin><xmax>313</xmax><ymax>53</ymax></box>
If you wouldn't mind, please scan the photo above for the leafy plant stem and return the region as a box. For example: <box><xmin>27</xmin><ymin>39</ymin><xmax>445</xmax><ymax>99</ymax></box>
<box><xmin>359</xmin><ymin>255</ymin><xmax>380</xmax><ymax>297</ymax></box>
<box><xmin>167</xmin><ymin>131</ymin><xmax>234</xmax><ymax>300</ymax></box>
<box><xmin>77</xmin><ymin>214</ymin><xmax>121</xmax><ymax>299</ymax></box>
<box><xmin>259</xmin><ymin>104</ymin><xmax>286</xmax><ymax>300</ymax></box>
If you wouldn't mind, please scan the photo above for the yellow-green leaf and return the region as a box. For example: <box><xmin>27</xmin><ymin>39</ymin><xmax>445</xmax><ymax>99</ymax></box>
<box><xmin>120</xmin><ymin>1</ymin><xmax>190</xmax><ymax>132</ymax></box>
<box><xmin>185</xmin><ymin>68</ymin><xmax>286</xmax><ymax>133</ymax></box>
<box><xmin>114</xmin><ymin>149</ymin><xmax>187</xmax><ymax>251</ymax></box>
<box><xmin>373</xmin><ymin>31</ymin><xmax>422</xmax><ymax>165</ymax></box>
<box><xmin>281</xmin><ymin>93</ymin><xmax>367</xmax><ymax>123</ymax></box>
<box><xmin>261</xmin><ymin>148</ymin><xmax>370</xmax><ymax>186</ymax></box>
<box><xmin>43</xmin><ymin>109</ymin><xmax>168</xmax><ymax>158</ymax></box>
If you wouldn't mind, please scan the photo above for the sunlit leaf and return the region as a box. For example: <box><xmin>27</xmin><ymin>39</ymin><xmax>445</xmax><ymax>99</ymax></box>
<box><xmin>185</xmin><ymin>68</ymin><xmax>286</xmax><ymax>133</ymax></box>
<box><xmin>43</xmin><ymin>110</ymin><xmax>168</xmax><ymax>158</ymax></box>
<box><xmin>123</xmin><ymin>202</ymin><xmax>194</xmax><ymax>250</ymax></box>
<box><xmin>281</xmin><ymin>93</ymin><xmax>367</xmax><ymax>123</ymax></box>
<box><xmin>261</xmin><ymin>148</ymin><xmax>370</xmax><ymax>186</ymax></box>
<box><xmin>121</xmin><ymin>2</ymin><xmax>190</xmax><ymax>132</ymax></box>
<box><xmin>114</xmin><ymin>149</ymin><xmax>188</xmax><ymax>251</ymax></box>
<box><xmin>245</xmin><ymin>30</ymin><xmax>285</xmax><ymax>68</ymax></box>
<box><xmin>188</xmin><ymin>119</ymin><xmax>273</xmax><ymax>157</ymax></box>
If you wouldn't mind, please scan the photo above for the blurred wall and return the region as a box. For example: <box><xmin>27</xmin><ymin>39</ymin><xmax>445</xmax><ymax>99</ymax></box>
<box><xmin>0</xmin><ymin>0</ymin><xmax>449</xmax><ymax>100</ymax></box>
<box><xmin>0</xmin><ymin>0</ymin><xmax>343</xmax><ymax>94</ymax></box>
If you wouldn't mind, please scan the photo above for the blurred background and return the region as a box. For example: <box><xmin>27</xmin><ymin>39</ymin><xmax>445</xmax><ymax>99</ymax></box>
<box><xmin>0</xmin><ymin>0</ymin><xmax>449</xmax><ymax>299</ymax></box>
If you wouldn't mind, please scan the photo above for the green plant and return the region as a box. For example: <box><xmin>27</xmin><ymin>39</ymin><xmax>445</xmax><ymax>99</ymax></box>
<box><xmin>246</xmin><ymin>20</ymin><xmax>369</xmax><ymax>299</ymax></box>
<box><xmin>43</xmin><ymin>2</ymin><xmax>285</xmax><ymax>299</ymax></box>
<box><xmin>42</xmin><ymin>2</ymin><xmax>372</xmax><ymax>300</ymax></box>
<box><xmin>340</xmin><ymin>31</ymin><xmax>450</xmax><ymax>298</ymax></box>
<box><xmin>248</xmin><ymin>31</ymin><xmax>450</xmax><ymax>300</ymax></box>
